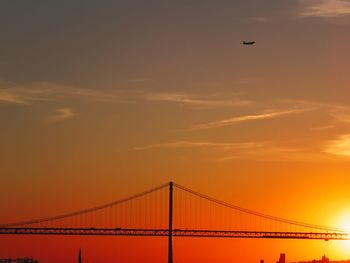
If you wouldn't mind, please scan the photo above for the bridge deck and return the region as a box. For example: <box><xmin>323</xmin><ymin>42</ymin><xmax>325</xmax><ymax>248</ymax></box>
<box><xmin>0</xmin><ymin>228</ymin><xmax>348</xmax><ymax>240</ymax></box>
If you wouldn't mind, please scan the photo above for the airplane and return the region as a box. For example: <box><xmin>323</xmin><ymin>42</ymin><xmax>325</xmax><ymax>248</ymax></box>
<box><xmin>243</xmin><ymin>41</ymin><xmax>255</xmax><ymax>45</ymax></box>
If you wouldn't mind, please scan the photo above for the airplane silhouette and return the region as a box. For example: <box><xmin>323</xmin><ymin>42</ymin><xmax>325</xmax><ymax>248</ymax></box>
<box><xmin>243</xmin><ymin>41</ymin><xmax>255</xmax><ymax>45</ymax></box>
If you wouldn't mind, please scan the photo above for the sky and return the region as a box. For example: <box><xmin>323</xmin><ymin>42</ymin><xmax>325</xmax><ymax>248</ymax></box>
<box><xmin>1</xmin><ymin>0</ymin><xmax>350</xmax><ymax>262</ymax></box>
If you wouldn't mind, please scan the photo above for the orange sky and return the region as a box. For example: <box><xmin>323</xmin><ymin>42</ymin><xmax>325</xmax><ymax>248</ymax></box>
<box><xmin>1</xmin><ymin>1</ymin><xmax>350</xmax><ymax>262</ymax></box>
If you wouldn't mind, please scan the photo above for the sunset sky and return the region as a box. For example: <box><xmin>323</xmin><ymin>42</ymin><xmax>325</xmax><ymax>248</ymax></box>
<box><xmin>1</xmin><ymin>1</ymin><xmax>350</xmax><ymax>262</ymax></box>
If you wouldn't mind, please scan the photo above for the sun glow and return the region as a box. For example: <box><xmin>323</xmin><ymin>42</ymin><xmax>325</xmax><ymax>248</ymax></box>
<box><xmin>336</xmin><ymin>212</ymin><xmax>350</xmax><ymax>233</ymax></box>
<box><xmin>333</xmin><ymin>211</ymin><xmax>350</xmax><ymax>256</ymax></box>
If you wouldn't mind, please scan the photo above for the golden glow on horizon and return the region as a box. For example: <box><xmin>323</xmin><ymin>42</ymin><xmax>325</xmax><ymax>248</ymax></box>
<box><xmin>334</xmin><ymin>211</ymin><xmax>350</xmax><ymax>253</ymax></box>
<box><xmin>334</xmin><ymin>211</ymin><xmax>350</xmax><ymax>232</ymax></box>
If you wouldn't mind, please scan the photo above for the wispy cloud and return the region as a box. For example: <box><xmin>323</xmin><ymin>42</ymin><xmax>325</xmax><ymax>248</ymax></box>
<box><xmin>251</xmin><ymin>16</ymin><xmax>270</xmax><ymax>23</ymax></box>
<box><xmin>143</xmin><ymin>92</ymin><xmax>252</xmax><ymax>108</ymax></box>
<box><xmin>324</xmin><ymin>134</ymin><xmax>350</xmax><ymax>157</ymax></box>
<box><xmin>217</xmin><ymin>147</ymin><xmax>308</xmax><ymax>162</ymax></box>
<box><xmin>127</xmin><ymin>78</ymin><xmax>154</xmax><ymax>83</ymax></box>
<box><xmin>191</xmin><ymin>108</ymin><xmax>309</xmax><ymax>130</ymax></box>
<box><xmin>285</xmin><ymin>100</ymin><xmax>350</xmax><ymax>124</ymax></box>
<box><xmin>135</xmin><ymin>140</ymin><xmax>330</xmax><ymax>162</ymax></box>
<box><xmin>298</xmin><ymin>0</ymin><xmax>350</xmax><ymax>18</ymax></box>
<box><xmin>0</xmin><ymin>81</ymin><xmax>253</xmax><ymax>109</ymax></box>
<box><xmin>0</xmin><ymin>81</ymin><xmax>121</xmax><ymax>105</ymax></box>
<box><xmin>48</xmin><ymin>107</ymin><xmax>76</xmax><ymax>123</ymax></box>
<box><xmin>0</xmin><ymin>90</ymin><xmax>28</xmax><ymax>104</ymax></box>
<box><xmin>329</xmin><ymin>105</ymin><xmax>350</xmax><ymax>123</ymax></box>
<box><xmin>135</xmin><ymin>141</ymin><xmax>262</xmax><ymax>150</ymax></box>
<box><xmin>310</xmin><ymin>125</ymin><xmax>335</xmax><ymax>131</ymax></box>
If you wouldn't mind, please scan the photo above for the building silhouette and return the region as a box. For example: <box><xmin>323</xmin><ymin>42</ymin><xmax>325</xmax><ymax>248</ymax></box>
<box><xmin>0</xmin><ymin>258</ymin><xmax>39</xmax><ymax>263</ymax></box>
<box><xmin>278</xmin><ymin>253</ymin><xmax>286</xmax><ymax>263</ymax></box>
<box><xmin>287</xmin><ymin>254</ymin><xmax>350</xmax><ymax>263</ymax></box>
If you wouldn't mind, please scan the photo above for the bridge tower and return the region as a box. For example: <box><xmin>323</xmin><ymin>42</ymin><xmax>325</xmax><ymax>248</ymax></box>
<box><xmin>168</xmin><ymin>181</ymin><xmax>173</xmax><ymax>263</ymax></box>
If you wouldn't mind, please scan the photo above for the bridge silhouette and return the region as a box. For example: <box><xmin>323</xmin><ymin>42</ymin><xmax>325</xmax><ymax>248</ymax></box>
<box><xmin>1</xmin><ymin>182</ymin><xmax>349</xmax><ymax>263</ymax></box>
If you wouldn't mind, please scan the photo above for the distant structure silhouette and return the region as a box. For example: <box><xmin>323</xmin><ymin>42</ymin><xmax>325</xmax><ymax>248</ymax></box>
<box><xmin>291</xmin><ymin>254</ymin><xmax>350</xmax><ymax>263</ymax></box>
<box><xmin>78</xmin><ymin>248</ymin><xmax>82</xmax><ymax>263</ymax></box>
<box><xmin>0</xmin><ymin>258</ymin><xmax>39</xmax><ymax>263</ymax></box>
<box><xmin>278</xmin><ymin>253</ymin><xmax>286</xmax><ymax>263</ymax></box>
<box><xmin>321</xmin><ymin>255</ymin><xmax>330</xmax><ymax>263</ymax></box>
<box><xmin>281</xmin><ymin>254</ymin><xmax>350</xmax><ymax>263</ymax></box>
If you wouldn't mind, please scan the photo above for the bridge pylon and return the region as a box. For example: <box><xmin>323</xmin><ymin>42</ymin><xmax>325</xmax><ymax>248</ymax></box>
<box><xmin>168</xmin><ymin>181</ymin><xmax>173</xmax><ymax>263</ymax></box>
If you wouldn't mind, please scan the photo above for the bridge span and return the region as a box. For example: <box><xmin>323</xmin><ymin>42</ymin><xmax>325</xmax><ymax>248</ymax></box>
<box><xmin>1</xmin><ymin>182</ymin><xmax>349</xmax><ymax>263</ymax></box>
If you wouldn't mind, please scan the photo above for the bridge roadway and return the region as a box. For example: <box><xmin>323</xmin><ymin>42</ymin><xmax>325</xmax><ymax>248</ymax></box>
<box><xmin>0</xmin><ymin>228</ymin><xmax>349</xmax><ymax>240</ymax></box>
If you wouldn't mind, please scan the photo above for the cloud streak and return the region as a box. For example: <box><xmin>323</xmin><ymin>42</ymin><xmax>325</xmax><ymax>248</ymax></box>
<box><xmin>0</xmin><ymin>90</ymin><xmax>28</xmax><ymax>104</ymax></box>
<box><xmin>324</xmin><ymin>134</ymin><xmax>350</xmax><ymax>157</ymax></box>
<box><xmin>143</xmin><ymin>92</ymin><xmax>252</xmax><ymax>108</ymax></box>
<box><xmin>191</xmin><ymin>108</ymin><xmax>309</xmax><ymax>130</ymax></box>
<box><xmin>135</xmin><ymin>141</ymin><xmax>262</xmax><ymax>150</ymax></box>
<box><xmin>216</xmin><ymin>147</ymin><xmax>309</xmax><ymax>162</ymax></box>
<box><xmin>251</xmin><ymin>17</ymin><xmax>270</xmax><ymax>23</ymax></box>
<box><xmin>298</xmin><ymin>0</ymin><xmax>350</xmax><ymax>18</ymax></box>
<box><xmin>135</xmin><ymin>140</ymin><xmax>329</xmax><ymax>162</ymax></box>
<box><xmin>0</xmin><ymin>81</ymin><xmax>252</xmax><ymax>110</ymax></box>
<box><xmin>48</xmin><ymin>107</ymin><xmax>76</xmax><ymax>123</ymax></box>
<box><xmin>329</xmin><ymin>105</ymin><xmax>350</xmax><ymax>123</ymax></box>
<box><xmin>0</xmin><ymin>82</ymin><xmax>121</xmax><ymax>105</ymax></box>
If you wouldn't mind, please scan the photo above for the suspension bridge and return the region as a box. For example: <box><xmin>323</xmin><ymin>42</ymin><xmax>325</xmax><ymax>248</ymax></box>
<box><xmin>1</xmin><ymin>182</ymin><xmax>349</xmax><ymax>263</ymax></box>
